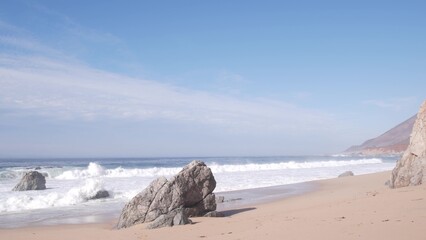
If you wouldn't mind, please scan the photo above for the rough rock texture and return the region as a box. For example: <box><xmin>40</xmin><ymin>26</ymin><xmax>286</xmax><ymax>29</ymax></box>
<box><xmin>89</xmin><ymin>190</ymin><xmax>110</xmax><ymax>200</ymax></box>
<box><xmin>117</xmin><ymin>160</ymin><xmax>216</xmax><ymax>229</ymax></box>
<box><xmin>338</xmin><ymin>171</ymin><xmax>354</xmax><ymax>178</ymax></box>
<box><xmin>12</xmin><ymin>171</ymin><xmax>46</xmax><ymax>191</ymax></box>
<box><xmin>146</xmin><ymin>208</ymin><xmax>192</xmax><ymax>229</ymax></box>
<box><xmin>390</xmin><ymin>100</ymin><xmax>426</xmax><ymax>188</ymax></box>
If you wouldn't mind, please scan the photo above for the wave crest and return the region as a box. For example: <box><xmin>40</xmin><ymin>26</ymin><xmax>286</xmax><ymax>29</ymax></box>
<box><xmin>55</xmin><ymin>162</ymin><xmax>182</xmax><ymax>180</ymax></box>
<box><xmin>53</xmin><ymin>159</ymin><xmax>383</xmax><ymax>180</ymax></box>
<box><xmin>0</xmin><ymin>179</ymin><xmax>108</xmax><ymax>213</ymax></box>
<box><xmin>209</xmin><ymin>158</ymin><xmax>383</xmax><ymax>173</ymax></box>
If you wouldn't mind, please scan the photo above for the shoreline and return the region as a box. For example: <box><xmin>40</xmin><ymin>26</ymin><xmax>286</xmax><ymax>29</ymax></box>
<box><xmin>217</xmin><ymin>180</ymin><xmax>317</xmax><ymax>211</ymax></box>
<box><xmin>2</xmin><ymin>170</ymin><xmax>425</xmax><ymax>239</ymax></box>
<box><xmin>0</xmin><ymin>155</ymin><xmax>396</xmax><ymax>229</ymax></box>
<box><xmin>0</xmin><ymin>179</ymin><xmax>317</xmax><ymax>229</ymax></box>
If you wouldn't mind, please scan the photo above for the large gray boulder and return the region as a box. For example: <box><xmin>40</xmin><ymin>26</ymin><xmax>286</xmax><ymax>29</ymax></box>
<box><xmin>390</xmin><ymin>100</ymin><xmax>426</xmax><ymax>188</ymax></box>
<box><xmin>117</xmin><ymin>160</ymin><xmax>216</xmax><ymax>229</ymax></box>
<box><xmin>12</xmin><ymin>171</ymin><xmax>46</xmax><ymax>191</ymax></box>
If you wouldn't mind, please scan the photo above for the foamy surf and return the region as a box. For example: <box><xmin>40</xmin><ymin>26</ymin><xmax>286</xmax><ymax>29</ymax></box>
<box><xmin>0</xmin><ymin>156</ymin><xmax>397</xmax><ymax>227</ymax></box>
<box><xmin>1</xmin><ymin>158</ymin><xmax>385</xmax><ymax>181</ymax></box>
<box><xmin>54</xmin><ymin>163</ymin><xmax>182</xmax><ymax>180</ymax></box>
<box><xmin>0</xmin><ymin>178</ymin><xmax>108</xmax><ymax>213</ymax></box>
<box><xmin>208</xmin><ymin>158</ymin><xmax>383</xmax><ymax>173</ymax></box>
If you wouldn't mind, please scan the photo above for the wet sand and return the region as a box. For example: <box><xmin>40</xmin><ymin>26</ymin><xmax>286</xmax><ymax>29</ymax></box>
<box><xmin>1</xmin><ymin>171</ymin><xmax>425</xmax><ymax>240</ymax></box>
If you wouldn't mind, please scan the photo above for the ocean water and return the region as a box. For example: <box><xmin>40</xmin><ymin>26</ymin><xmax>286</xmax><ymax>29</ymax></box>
<box><xmin>0</xmin><ymin>156</ymin><xmax>397</xmax><ymax>228</ymax></box>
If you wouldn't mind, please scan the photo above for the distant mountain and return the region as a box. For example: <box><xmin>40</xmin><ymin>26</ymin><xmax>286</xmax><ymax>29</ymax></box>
<box><xmin>345</xmin><ymin>115</ymin><xmax>416</xmax><ymax>156</ymax></box>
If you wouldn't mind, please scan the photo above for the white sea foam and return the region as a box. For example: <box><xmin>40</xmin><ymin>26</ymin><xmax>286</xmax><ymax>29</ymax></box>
<box><xmin>0</xmin><ymin>156</ymin><xmax>397</xmax><ymax>227</ymax></box>
<box><xmin>0</xmin><ymin>158</ymin><xmax>388</xmax><ymax>212</ymax></box>
<box><xmin>0</xmin><ymin>167</ymin><xmax>67</xmax><ymax>180</ymax></box>
<box><xmin>55</xmin><ymin>162</ymin><xmax>106</xmax><ymax>179</ymax></box>
<box><xmin>0</xmin><ymin>178</ymin><xmax>108</xmax><ymax>213</ymax></box>
<box><xmin>209</xmin><ymin>158</ymin><xmax>383</xmax><ymax>173</ymax></box>
<box><xmin>53</xmin><ymin>159</ymin><xmax>383</xmax><ymax>180</ymax></box>
<box><xmin>0</xmin><ymin>170</ymin><xmax>21</xmax><ymax>180</ymax></box>
<box><xmin>55</xmin><ymin>163</ymin><xmax>182</xmax><ymax>180</ymax></box>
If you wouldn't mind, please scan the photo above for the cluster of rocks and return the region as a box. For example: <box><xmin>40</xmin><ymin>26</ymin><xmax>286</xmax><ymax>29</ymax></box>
<box><xmin>10</xmin><ymin>100</ymin><xmax>426</xmax><ymax>233</ymax></box>
<box><xmin>12</xmin><ymin>100</ymin><xmax>426</xmax><ymax>231</ymax></box>
<box><xmin>390</xmin><ymin>100</ymin><xmax>426</xmax><ymax>188</ymax></box>
<box><xmin>12</xmin><ymin>170</ymin><xmax>110</xmax><ymax>200</ymax></box>
<box><xmin>12</xmin><ymin>160</ymin><xmax>219</xmax><ymax>230</ymax></box>
<box><xmin>117</xmin><ymin>160</ymin><xmax>220</xmax><ymax>229</ymax></box>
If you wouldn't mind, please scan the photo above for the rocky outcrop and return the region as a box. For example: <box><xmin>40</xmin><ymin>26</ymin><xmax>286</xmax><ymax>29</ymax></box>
<box><xmin>117</xmin><ymin>160</ymin><xmax>216</xmax><ymax>229</ymax></box>
<box><xmin>390</xmin><ymin>101</ymin><xmax>426</xmax><ymax>188</ymax></box>
<box><xmin>338</xmin><ymin>171</ymin><xmax>354</xmax><ymax>178</ymax></box>
<box><xmin>12</xmin><ymin>171</ymin><xmax>46</xmax><ymax>191</ymax></box>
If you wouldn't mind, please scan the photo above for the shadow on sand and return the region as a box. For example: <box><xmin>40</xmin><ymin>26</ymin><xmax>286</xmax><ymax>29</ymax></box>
<box><xmin>219</xmin><ymin>207</ymin><xmax>256</xmax><ymax>217</ymax></box>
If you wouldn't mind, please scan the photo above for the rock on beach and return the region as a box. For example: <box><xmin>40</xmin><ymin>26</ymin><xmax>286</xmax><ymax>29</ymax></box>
<box><xmin>117</xmin><ymin>160</ymin><xmax>217</xmax><ymax>229</ymax></box>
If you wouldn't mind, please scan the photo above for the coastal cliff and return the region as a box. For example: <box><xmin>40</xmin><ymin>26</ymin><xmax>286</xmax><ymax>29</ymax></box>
<box><xmin>345</xmin><ymin>115</ymin><xmax>416</xmax><ymax>156</ymax></box>
<box><xmin>390</xmin><ymin>100</ymin><xmax>426</xmax><ymax>188</ymax></box>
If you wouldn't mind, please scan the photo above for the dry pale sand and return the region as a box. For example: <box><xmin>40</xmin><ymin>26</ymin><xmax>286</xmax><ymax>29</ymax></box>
<box><xmin>1</xmin><ymin>171</ymin><xmax>425</xmax><ymax>240</ymax></box>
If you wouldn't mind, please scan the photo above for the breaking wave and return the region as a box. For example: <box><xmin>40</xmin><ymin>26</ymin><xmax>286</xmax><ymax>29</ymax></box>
<box><xmin>208</xmin><ymin>158</ymin><xmax>383</xmax><ymax>173</ymax></box>
<box><xmin>0</xmin><ymin>179</ymin><xmax>109</xmax><ymax>213</ymax></box>
<box><xmin>52</xmin><ymin>158</ymin><xmax>383</xmax><ymax>180</ymax></box>
<box><xmin>55</xmin><ymin>162</ymin><xmax>182</xmax><ymax>180</ymax></box>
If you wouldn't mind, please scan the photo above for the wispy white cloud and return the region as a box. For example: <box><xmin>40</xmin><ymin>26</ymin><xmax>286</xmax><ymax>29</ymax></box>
<box><xmin>219</xmin><ymin>71</ymin><xmax>245</xmax><ymax>83</ymax></box>
<box><xmin>29</xmin><ymin>3</ymin><xmax>124</xmax><ymax>46</ymax></box>
<box><xmin>363</xmin><ymin>97</ymin><xmax>417</xmax><ymax>111</ymax></box>
<box><xmin>0</xmin><ymin>17</ymin><xmax>338</xmax><ymax>136</ymax></box>
<box><xmin>205</xmin><ymin>70</ymin><xmax>251</xmax><ymax>96</ymax></box>
<box><xmin>0</xmin><ymin>53</ymin><xmax>336</xmax><ymax>135</ymax></box>
<box><xmin>0</xmin><ymin>18</ymin><xmax>69</xmax><ymax>59</ymax></box>
<box><xmin>0</xmin><ymin>20</ymin><xmax>23</xmax><ymax>32</ymax></box>
<box><xmin>293</xmin><ymin>91</ymin><xmax>312</xmax><ymax>100</ymax></box>
<box><xmin>0</xmin><ymin>35</ymin><xmax>61</xmax><ymax>56</ymax></box>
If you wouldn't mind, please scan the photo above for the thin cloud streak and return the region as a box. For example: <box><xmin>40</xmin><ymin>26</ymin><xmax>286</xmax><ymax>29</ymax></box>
<box><xmin>0</xmin><ymin>18</ymin><xmax>338</xmax><ymax>137</ymax></box>
<box><xmin>363</xmin><ymin>97</ymin><xmax>417</xmax><ymax>111</ymax></box>
<box><xmin>0</xmin><ymin>54</ymin><xmax>336</xmax><ymax>135</ymax></box>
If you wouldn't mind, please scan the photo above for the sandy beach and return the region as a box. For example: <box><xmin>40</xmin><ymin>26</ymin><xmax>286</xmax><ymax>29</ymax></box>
<box><xmin>1</xmin><ymin>170</ymin><xmax>425</xmax><ymax>240</ymax></box>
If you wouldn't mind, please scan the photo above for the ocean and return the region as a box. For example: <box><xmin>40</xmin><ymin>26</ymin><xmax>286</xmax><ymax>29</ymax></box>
<box><xmin>0</xmin><ymin>156</ymin><xmax>397</xmax><ymax>228</ymax></box>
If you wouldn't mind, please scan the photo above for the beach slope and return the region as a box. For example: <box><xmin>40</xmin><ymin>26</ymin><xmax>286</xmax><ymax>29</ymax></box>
<box><xmin>1</xmin><ymin>171</ymin><xmax>425</xmax><ymax>240</ymax></box>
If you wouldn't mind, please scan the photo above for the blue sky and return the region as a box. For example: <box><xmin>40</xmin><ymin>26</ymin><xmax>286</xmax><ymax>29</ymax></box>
<box><xmin>0</xmin><ymin>1</ymin><xmax>425</xmax><ymax>157</ymax></box>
